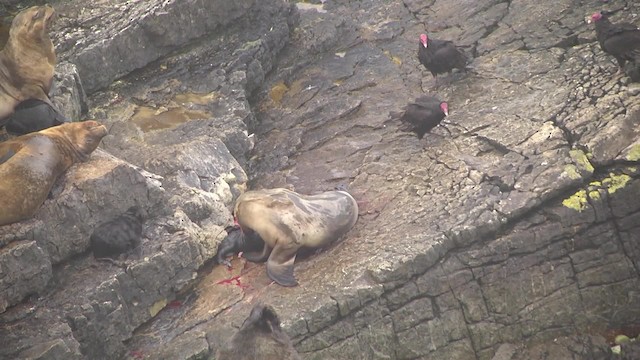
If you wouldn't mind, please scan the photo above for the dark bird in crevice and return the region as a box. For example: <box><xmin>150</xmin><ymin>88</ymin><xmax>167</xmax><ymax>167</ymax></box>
<box><xmin>418</xmin><ymin>33</ymin><xmax>469</xmax><ymax>86</ymax></box>
<box><xmin>589</xmin><ymin>11</ymin><xmax>640</xmax><ymax>73</ymax></box>
<box><xmin>390</xmin><ymin>96</ymin><xmax>448</xmax><ymax>139</ymax></box>
<box><xmin>90</xmin><ymin>206</ymin><xmax>145</xmax><ymax>259</ymax></box>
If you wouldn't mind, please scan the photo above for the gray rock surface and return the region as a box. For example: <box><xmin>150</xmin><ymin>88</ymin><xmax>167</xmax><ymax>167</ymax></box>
<box><xmin>1</xmin><ymin>0</ymin><xmax>640</xmax><ymax>360</ymax></box>
<box><xmin>49</xmin><ymin>0</ymin><xmax>290</xmax><ymax>94</ymax></box>
<box><xmin>0</xmin><ymin>0</ymin><xmax>296</xmax><ymax>358</ymax></box>
<box><xmin>50</xmin><ymin>61</ymin><xmax>88</xmax><ymax>122</ymax></box>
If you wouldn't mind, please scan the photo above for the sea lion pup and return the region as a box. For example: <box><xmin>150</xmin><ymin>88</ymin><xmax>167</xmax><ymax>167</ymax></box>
<box><xmin>0</xmin><ymin>5</ymin><xmax>64</xmax><ymax>122</ymax></box>
<box><xmin>0</xmin><ymin>121</ymin><xmax>108</xmax><ymax>226</ymax></box>
<box><xmin>4</xmin><ymin>98</ymin><xmax>67</xmax><ymax>135</ymax></box>
<box><xmin>90</xmin><ymin>206</ymin><xmax>145</xmax><ymax>259</ymax></box>
<box><xmin>216</xmin><ymin>304</ymin><xmax>301</xmax><ymax>360</ymax></box>
<box><xmin>215</xmin><ymin>224</ymin><xmax>267</xmax><ymax>267</ymax></box>
<box><xmin>234</xmin><ymin>188</ymin><xmax>359</xmax><ymax>287</ymax></box>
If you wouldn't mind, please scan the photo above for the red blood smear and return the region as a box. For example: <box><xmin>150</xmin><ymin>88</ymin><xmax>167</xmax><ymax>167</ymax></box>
<box><xmin>130</xmin><ymin>350</ymin><xmax>144</xmax><ymax>359</ymax></box>
<box><xmin>216</xmin><ymin>275</ymin><xmax>249</xmax><ymax>289</ymax></box>
<box><xmin>167</xmin><ymin>300</ymin><xmax>182</xmax><ymax>309</ymax></box>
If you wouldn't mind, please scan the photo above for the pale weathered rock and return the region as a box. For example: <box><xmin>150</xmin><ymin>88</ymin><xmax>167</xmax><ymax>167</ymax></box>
<box><xmin>50</xmin><ymin>62</ymin><xmax>88</xmax><ymax>122</ymax></box>
<box><xmin>0</xmin><ymin>241</ymin><xmax>51</xmax><ymax>313</ymax></box>
<box><xmin>51</xmin><ymin>0</ymin><xmax>258</xmax><ymax>93</ymax></box>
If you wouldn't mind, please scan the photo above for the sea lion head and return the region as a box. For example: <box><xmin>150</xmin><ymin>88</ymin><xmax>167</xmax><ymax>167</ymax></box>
<box><xmin>216</xmin><ymin>303</ymin><xmax>301</xmax><ymax>360</ymax></box>
<box><xmin>125</xmin><ymin>205</ymin><xmax>146</xmax><ymax>223</ymax></box>
<box><xmin>40</xmin><ymin>121</ymin><xmax>108</xmax><ymax>162</ymax></box>
<box><xmin>9</xmin><ymin>5</ymin><xmax>55</xmax><ymax>43</ymax></box>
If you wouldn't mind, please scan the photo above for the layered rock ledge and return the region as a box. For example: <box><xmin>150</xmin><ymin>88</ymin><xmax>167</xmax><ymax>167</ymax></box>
<box><xmin>1</xmin><ymin>0</ymin><xmax>639</xmax><ymax>359</ymax></box>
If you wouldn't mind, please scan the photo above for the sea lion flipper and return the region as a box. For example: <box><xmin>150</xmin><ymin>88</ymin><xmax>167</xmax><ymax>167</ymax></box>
<box><xmin>0</xmin><ymin>148</ymin><xmax>16</xmax><ymax>165</ymax></box>
<box><xmin>266</xmin><ymin>246</ymin><xmax>298</xmax><ymax>287</ymax></box>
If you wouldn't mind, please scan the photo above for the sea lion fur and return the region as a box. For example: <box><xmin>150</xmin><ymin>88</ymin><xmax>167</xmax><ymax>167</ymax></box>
<box><xmin>215</xmin><ymin>303</ymin><xmax>301</xmax><ymax>360</ymax></box>
<box><xmin>0</xmin><ymin>121</ymin><xmax>108</xmax><ymax>226</ymax></box>
<box><xmin>233</xmin><ymin>188</ymin><xmax>359</xmax><ymax>287</ymax></box>
<box><xmin>0</xmin><ymin>5</ymin><xmax>60</xmax><ymax>122</ymax></box>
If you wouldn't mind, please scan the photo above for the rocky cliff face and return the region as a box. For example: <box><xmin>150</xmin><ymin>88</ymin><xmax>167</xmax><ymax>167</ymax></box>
<box><xmin>1</xmin><ymin>0</ymin><xmax>639</xmax><ymax>359</ymax></box>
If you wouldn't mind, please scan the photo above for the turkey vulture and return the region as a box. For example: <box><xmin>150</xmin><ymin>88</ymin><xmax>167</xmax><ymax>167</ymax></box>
<box><xmin>624</xmin><ymin>59</ymin><xmax>640</xmax><ymax>82</ymax></box>
<box><xmin>418</xmin><ymin>33</ymin><xmax>468</xmax><ymax>85</ymax></box>
<box><xmin>589</xmin><ymin>11</ymin><xmax>640</xmax><ymax>72</ymax></box>
<box><xmin>390</xmin><ymin>96</ymin><xmax>448</xmax><ymax>139</ymax></box>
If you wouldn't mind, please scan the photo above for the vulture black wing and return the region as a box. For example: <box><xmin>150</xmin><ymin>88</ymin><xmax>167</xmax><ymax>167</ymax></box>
<box><xmin>595</xmin><ymin>13</ymin><xmax>640</xmax><ymax>68</ymax></box>
<box><xmin>398</xmin><ymin>96</ymin><xmax>446</xmax><ymax>139</ymax></box>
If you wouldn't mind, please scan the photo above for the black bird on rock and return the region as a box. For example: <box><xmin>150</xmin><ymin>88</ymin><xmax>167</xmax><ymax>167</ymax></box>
<box><xmin>589</xmin><ymin>11</ymin><xmax>640</xmax><ymax>73</ymax></box>
<box><xmin>390</xmin><ymin>96</ymin><xmax>448</xmax><ymax>139</ymax></box>
<box><xmin>625</xmin><ymin>60</ymin><xmax>640</xmax><ymax>82</ymax></box>
<box><xmin>418</xmin><ymin>33</ymin><xmax>468</xmax><ymax>86</ymax></box>
<box><xmin>90</xmin><ymin>206</ymin><xmax>145</xmax><ymax>259</ymax></box>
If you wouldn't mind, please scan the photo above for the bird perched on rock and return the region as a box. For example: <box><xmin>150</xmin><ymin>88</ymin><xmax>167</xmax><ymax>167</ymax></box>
<box><xmin>418</xmin><ymin>33</ymin><xmax>468</xmax><ymax>86</ymax></box>
<box><xmin>588</xmin><ymin>11</ymin><xmax>640</xmax><ymax>73</ymax></box>
<box><xmin>90</xmin><ymin>206</ymin><xmax>145</xmax><ymax>259</ymax></box>
<box><xmin>390</xmin><ymin>96</ymin><xmax>448</xmax><ymax>139</ymax></box>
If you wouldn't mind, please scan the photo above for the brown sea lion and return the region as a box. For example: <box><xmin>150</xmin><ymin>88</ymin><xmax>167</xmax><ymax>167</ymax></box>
<box><xmin>215</xmin><ymin>303</ymin><xmax>301</xmax><ymax>360</ymax></box>
<box><xmin>0</xmin><ymin>121</ymin><xmax>108</xmax><ymax>226</ymax></box>
<box><xmin>233</xmin><ymin>188</ymin><xmax>359</xmax><ymax>287</ymax></box>
<box><xmin>0</xmin><ymin>5</ymin><xmax>61</xmax><ymax>122</ymax></box>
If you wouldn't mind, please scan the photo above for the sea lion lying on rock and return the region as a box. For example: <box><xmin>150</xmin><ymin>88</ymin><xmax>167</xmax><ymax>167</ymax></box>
<box><xmin>231</xmin><ymin>188</ymin><xmax>359</xmax><ymax>287</ymax></box>
<box><xmin>216</xmin><ymin>304</ymin><xmax>301</xmax><ymax>360</ymax></box>
<box><xmin>90</xmin><ymin>206</ymin><xmax>145</xmax><ymax>259</ymax></box>
<box><xmin>3</xmin><ymin>98</ymin><xmax>67</xmax><ymax>135</ymax></box>
<box><xmin>0</xmin><ymin>121</ymin><xmax>108</xmax><ymax>226</ymax></box>
<box><xmin>0</xmin><ymin>5</ymin><xmax>65</xmax><ymax>123</ymax></box>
